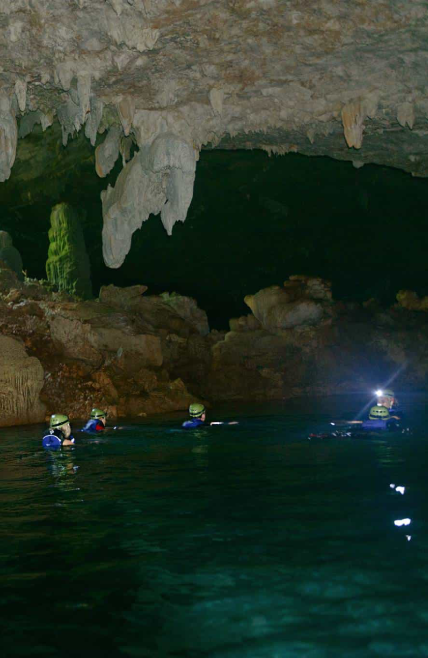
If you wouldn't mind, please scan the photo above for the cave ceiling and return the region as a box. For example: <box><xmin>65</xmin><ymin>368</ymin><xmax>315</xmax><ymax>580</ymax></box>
<box><xmin>1</xmin><ymin>0</ymin><xmax>428</xmax><ymax>266</ymax></box>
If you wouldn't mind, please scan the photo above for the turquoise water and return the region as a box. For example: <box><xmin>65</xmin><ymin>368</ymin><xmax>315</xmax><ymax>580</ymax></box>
<box><xmin>1</xmin><ymin>397</ymin><xmax>428</xmax><ymax>657</ymax></box>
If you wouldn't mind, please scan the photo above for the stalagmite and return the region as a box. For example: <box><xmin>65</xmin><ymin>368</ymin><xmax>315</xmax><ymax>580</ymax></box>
<box><xmin>46</xmin><ymin>203</ymin><xmax>92</xmax><ymax>298</ymax></box>
<box><xmin>102</xmin><ymin>133</ymin><xmax>196</xmax><ymax>268</ymax></box>
<box><xmin>95</xmin><ymin>126</ymin><xmax>121</xmax><ymax>177</ymax></box>
<box><xmin>0</xmin><ymin>93</ymin><xmax>17</xmax><ymax>183</ymax></box>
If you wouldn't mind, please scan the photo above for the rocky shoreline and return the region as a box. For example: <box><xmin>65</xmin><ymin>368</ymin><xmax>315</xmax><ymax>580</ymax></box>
<box><xmin>1</xmin><ymin>269</ymin><xmax>428</xmax><ymax>427</ymax></box>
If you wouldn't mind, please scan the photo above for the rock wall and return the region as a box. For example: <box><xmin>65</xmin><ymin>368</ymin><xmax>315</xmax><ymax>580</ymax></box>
<box><xmin>0</xmin><ymin>272</ymin><xmax>210</xmax><ymax>425</ymax></box>
<box><xmin>1</xmin><ymin>269</ymin><xmax>428</xmax><ymax>427</ymax></box>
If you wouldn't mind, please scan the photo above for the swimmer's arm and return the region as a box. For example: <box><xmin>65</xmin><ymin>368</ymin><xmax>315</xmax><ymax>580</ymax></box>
<box><xmin>331</xmin><ymin>420</ymin><xmax>362</xmax><ymax>426</ymax></box>
<box><xmin>209</xmin><ymin>421</ymin><xmax>239</xmax><ymax>426</ymax></box>
<box><xmin>62</xmin><ymin>438</ymin><xmax>74</xmax><ymax>446</ymax></box>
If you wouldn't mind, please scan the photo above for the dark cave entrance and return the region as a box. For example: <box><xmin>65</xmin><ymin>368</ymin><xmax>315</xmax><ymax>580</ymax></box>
<box><xmin>1</xmin><ymin>125</ymin><xmax>428</xmax><ymax>329</ymax></box>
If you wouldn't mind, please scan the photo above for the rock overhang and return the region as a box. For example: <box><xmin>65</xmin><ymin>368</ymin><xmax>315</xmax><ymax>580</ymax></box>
<box><xmin>1</xmin><ymin>0</ymin><xmax>428</xmax><ymax>264</ymax></box>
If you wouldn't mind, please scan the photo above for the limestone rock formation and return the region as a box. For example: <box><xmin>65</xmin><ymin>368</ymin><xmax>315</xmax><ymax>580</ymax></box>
<box><xmin>244</xmin><ymin>276</ymin><xmax>332</xmax><ymax>332</ymax></box>
<box><xmin>0</xmin><ymin>230</ymin><xmax>23</xmax><ymax>281</ymax></box>
<box><xmin>46</xmin><ymin>203</ymin><xmax>92</xmax><ymax>299</ymax></box>
<box><xmin>2</xmin><ymin>270</ymin><xmax>428</xmax><ymax>424</ymax></box>
<box><xmin>396</xmin><ymin>290</ymin><xmax>428</xmax><ymax>311</ymax></box>
<box><xmin>98</xmin><ymin>284</ymin><xmax>148</xmax><ymax>309</ymax></box>
<box><xmin>99</xmin><ymin>284</ymin><xmax>209</xmax><ymax>337</ymax></box>
<box><xmin>0</xmin><ymin>336</ymin><xmax>45</xmax><ymax>426</ymax></box>
<box><xmin>95</xmin><ymin>127</ymin><xmax>121</xmax><ymax>178</ymax></box>
<box><xmin>159</xmin><ymin>292</ymin><xmax>210</xmax><ymax>336</ymax></box>
<box><xmin>101</xmin><ymin>133</ymin><xmax>196</xmax><ymax>268</ymax></box>
<box><xmin>0</xmin><ymin>1</ymin><xmax>427</xmax><ymax>267</ymax></box>
<box><xmin>206</xmin><ymin>277</ymin><xmax>428</xmax><ymax>402</ymax></box>
<box><xmin>48</xmin><ymin>302</ymin><xmax>163</xmax><ymax>368</ymax></box>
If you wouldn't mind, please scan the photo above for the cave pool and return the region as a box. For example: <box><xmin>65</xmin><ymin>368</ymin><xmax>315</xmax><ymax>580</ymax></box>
<box><xmin>1</xmin><ymin>396</ymin><xmax>428</xmax><ymax>658</ymax></box>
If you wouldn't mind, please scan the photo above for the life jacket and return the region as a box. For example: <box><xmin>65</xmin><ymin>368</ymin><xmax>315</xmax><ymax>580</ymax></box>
<box><xmin>182</xmin><ymin>418</ymin><xmax>205</xmax><ymax>429</ymax></box>
<box><xmin>361</xmin><ymin>418</ymin><xmax>401</xmax><ymax>432</ymax></box>
<box><xmin>81</xmin><ymin>418</ymin><xmax>105</xmax><ymax>434</ymax></box>
<box><xmin>361</xmin><ymin>419</ymin><xmax>388</xmax><ymax>431</ymax></box>
<box><xmin>42</xmin><ymin>428</ymin><xmax>75</xmax><ymax>448</ymax></box>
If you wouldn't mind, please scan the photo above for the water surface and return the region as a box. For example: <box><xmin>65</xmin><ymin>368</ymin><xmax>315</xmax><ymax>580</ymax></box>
<box><xmin>1</xmin><ymin>397</ymin><xmax>428</xmax><ymax>657</ymax></box>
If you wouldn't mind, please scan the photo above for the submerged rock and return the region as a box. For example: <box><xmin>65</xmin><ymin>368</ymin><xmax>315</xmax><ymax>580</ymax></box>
<box><xmin>46</xmin><ymin>203</ymin><xmax>92</xmax><ymax>299</ymax></box>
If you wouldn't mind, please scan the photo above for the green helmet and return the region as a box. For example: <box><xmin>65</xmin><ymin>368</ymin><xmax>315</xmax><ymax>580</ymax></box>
<box><xmin>369</xmin><ymin>405</ymin><xmax>390</xmax><ymax>420</ymax></box>
<box><xmin>189</xmin><ymin>403</ymin><xmax>206</xmax><ymax>418</ymax></box>
<box><xmin>90</xmin><ymin>408</ymin><xmax>106</xmax><ymax>419</ymax></box>
<box><xmin>50</xmin><ymin>413</ymin><xmax>70</xmax><ymax>429</ymax></box>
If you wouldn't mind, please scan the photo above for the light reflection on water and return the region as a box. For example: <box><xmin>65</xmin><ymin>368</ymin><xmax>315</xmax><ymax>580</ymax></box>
<box><xmin>1</xmin><ymin>396</ymin><xmax>428</xmax><ymax>657</ymax></box>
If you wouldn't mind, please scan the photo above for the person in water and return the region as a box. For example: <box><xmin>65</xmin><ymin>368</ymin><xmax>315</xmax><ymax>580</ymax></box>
<box><xmin>376</xmin><ymin>388</ymin><xmax>399</xmax><ymax>412</ymax></box>
<box><xmin>375</xmin><ymin>388</ymin><xmax>402</xmax><ymax>417</ymax></box>
<box><xmin>42</xmin><ymin>414</ymin><xmax>75</xmax><ymax>448</ymax></box>
<box><xmin>182</xmin><ymin>403</ymin><xmax>238</xmax><ymax>429</ymax></box>
<box><xmin>81</xmin><ymin>408</ymin><xmax>107</xmax><ymax>434</ymax></box>
<box><xmin>361</xmin><ymin>405</ymin><xmax>400</xmax><ymax>432</ymax></box>
<box><xmin>182</xmin><ymin>403</ymin><xmax>206</xmax><ymax>429</ymax></box>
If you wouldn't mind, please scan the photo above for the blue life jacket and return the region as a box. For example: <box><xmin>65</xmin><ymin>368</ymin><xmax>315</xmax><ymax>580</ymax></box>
<box><xmin>182</xmin><ymin>418</ymin><xmax>205</xmax><ymax>429</ymax></box>
<box><xmin>42</xmin><ymin>429</ymin><xmax>75</xmax><ymax>448</ymax></box>
<box><xmin>361</xmin><ymin>419</ymin><xmax>388</xmax><ymax>431</ymax></box>
<box><xmin>81</xmin><ymin>418</ymin><xmax>105</xmax><ymax>434</ymax></box>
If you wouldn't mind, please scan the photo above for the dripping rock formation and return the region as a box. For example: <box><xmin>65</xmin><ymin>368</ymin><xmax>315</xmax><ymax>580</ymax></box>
<box><xmin>0</xmin><ymin>1</ymin><xmax>427</xmax><ymax>267</ymax></box>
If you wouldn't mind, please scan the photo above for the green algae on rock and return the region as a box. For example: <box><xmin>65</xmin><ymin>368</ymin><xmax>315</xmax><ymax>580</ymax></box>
<box><xmin>46</xmin><ymin>202</ymin><xmax>92</xmax><ymax>299</ymax></box>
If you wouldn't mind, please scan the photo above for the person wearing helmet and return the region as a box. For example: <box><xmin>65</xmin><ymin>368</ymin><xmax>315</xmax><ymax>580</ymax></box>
<box><xmin>182</xmin><ymin>403</ymin><xmax>239</xmax><ymax>429</ymax></box>
<box><xmin>81</xmin><ymin>408</ymin><xmax>107</xmax><ymax>434</ymax></box>
<box><xmin>182</xmin><ymin>403</ymin><xmax>206</xmax><ymax>429</ymax></box>
<box><xmin>42</xmin><ymin>414</ymin><xmax>75</xmax><ymax>448</ymax></box>
<box><xmin>375</xmin><ymin>388</ymin><xmax>396</xmax><ymax>409</ymax></box>
<box><xmin>375</xmin><ymin>388</ymin><xmax>403</xmax><ymax>419</ymax></box>
<box><xmin>361</xmin><ymin>405</ymin><xmax>401</xmax><ymax>432</ymax></box>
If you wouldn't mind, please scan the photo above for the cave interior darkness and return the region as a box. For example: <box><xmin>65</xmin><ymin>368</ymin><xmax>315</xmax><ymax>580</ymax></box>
<box><xmin>1</xmin><ymin>123</ymin><xmax>428</xmax><ymax>329</ymax></box>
